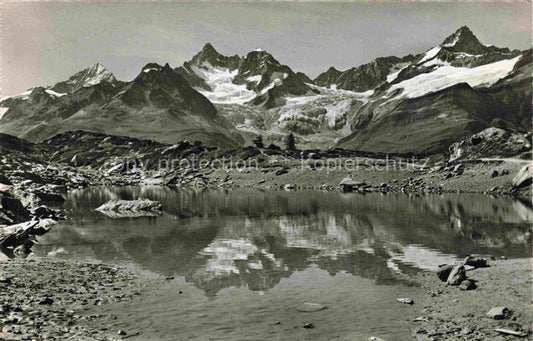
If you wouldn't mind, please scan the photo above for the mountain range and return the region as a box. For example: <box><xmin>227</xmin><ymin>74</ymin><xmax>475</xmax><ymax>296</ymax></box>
<box><xmin>1</xmin><ymin>26</ymin><xmax>530</xmax><ymax>153</ymax></box>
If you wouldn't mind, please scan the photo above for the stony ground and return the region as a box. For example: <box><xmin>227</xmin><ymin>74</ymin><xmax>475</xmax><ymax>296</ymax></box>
<box><xmin>410</xmin><ymin>258</ymin><xmax>532</xmax><ymax>341</ymax></box>
<box><xmin>0</xmin><ymin>258</ymin><xmax>143</xmax><ymax>341</ymax></box>
<box><xmin>0</xmin><ymin>257</ymin><xmax>530</xmax><ymax>340</ymax></box>
<box><xmin>206</xmin><ymin>157</ymin><xmax>529</xmax><ymax>196</ymax></box>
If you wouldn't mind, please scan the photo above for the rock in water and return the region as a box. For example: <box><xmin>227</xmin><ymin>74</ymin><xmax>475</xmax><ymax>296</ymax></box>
<box><xmin>486</xmin><ymin>307</ymin><xmax>510</xmax><ymax>320</ymax></box>
<box><xmin>396</xmin><ymin>298</ymin><xmax>414</xmax><ymax>305</ymax></box>
<box><xmin>368</xmin><ymin>337</ymin><xmax>387</xmax><ymax>341</ymax></box>
<box><xmin>296</xmin><ymin>303</ymin><xmax>328</xmax><ymax>312</ymax></box>
<box><xmin>284</xmin><ymin>184</ymin><xmax>295</xmax><ymax>191</ymax></box>
<box><xmin>446</xmin><ymin>265</ymin><xmax>466</xmax><ymax>286</ymax></box>
<box><xmin>512</xmin><ymin>165</ymin><xmax>532</xmax><ymax>188</ymax></box>
<box><xmin>436</xmin><ymin>264</ymin><xmax>454</xmax><ymax>282</ymax></box>
<box><xmin>96</xmin><ymin>199</ymin><xmax>162</xmax><ymax>218</ymax></box>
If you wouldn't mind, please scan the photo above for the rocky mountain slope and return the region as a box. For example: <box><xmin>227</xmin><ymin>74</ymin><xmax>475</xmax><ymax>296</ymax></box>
<box><xmin>0</xmin><ymin>26</ymin><xmax>530</xmax><ymax>153</ymax></box>
<box><xmin>335</xmin><ymin>27</ymin><xmax>530</xmax><ymax>153</ymax></box>
<box><xmin>176</xmin><ymin>44</ymin><xmax>317</xmax><ymax>108</ymax></box>
<box><xmin>0</xmin><ymin>63</ymin><xmax>243</xmax><ymax>148</ymax></box>
<box><xmin>314</xmin><ymin>55</ymin><xmax>416</xmax><ymax>92</ymax></box>
<box><xmin>215</xmin><ymin>26</ymin><xmax>530</xmax><ymax>152</ymax></box>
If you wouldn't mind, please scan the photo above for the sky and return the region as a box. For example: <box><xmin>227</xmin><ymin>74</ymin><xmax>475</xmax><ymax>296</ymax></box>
<box><xmin>2</xmin><ymin>1</ymin><xmax>531</xmax><ymax>97</ymax></box>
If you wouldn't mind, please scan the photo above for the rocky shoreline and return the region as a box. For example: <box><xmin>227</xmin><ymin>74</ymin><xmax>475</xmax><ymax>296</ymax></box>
<box><xmin>0</xmin><ymin>256</ymin><xmax>530</xmax><ymax>340</ymax></box>
<box><xmin>2</xmin><ymin>153</ymin><xmax>530</xmax><ymax>257</ymax></box>
<box><xmin>411</xmin><ymin>258</ymin><xmax>532</xmax><ymax>340</ymax></box>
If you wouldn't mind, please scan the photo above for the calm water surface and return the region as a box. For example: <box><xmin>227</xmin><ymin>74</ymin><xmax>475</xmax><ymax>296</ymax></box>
<box><xmin>34</xmin><ymin>187</ymin><xmax>532</xmax><ymax>340</ymax></box>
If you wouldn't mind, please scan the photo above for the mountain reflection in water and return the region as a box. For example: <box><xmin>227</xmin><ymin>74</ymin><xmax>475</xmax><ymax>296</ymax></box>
<box><xmin>35</xmin><ymin>187</ymin><xmax>532</xmax><ymax>296</ymax></box>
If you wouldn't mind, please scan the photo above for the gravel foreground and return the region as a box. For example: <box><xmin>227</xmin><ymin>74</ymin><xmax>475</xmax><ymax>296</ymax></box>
<box><xmin>0</xmin><ymin>258</ymin><xmax>142</xmax><ymax>341</ymax></box>
<box><xmin>411</xmin><ymin>258</ymin><xmax>532</xmax><ymax>341</ymax></box>
<box><xmin>0</xmin><ymin>257</ymin><xmax>531</xmax><ymax>340</ymax></box>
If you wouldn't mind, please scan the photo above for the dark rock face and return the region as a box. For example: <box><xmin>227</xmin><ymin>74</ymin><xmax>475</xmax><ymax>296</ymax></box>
<box><xmin>295</xmin><ymin>72</ymin><xmax>314</xmax><ymax>85</ymax></box>
<box><xmin>441</xmin><ymin>26</ymin><xmax>509</xmax><ymax>56</ymax></box>
<box><xmin>337</xmin><ymin>56</ymin><xmax>415</xmax><ymax>92</ymax></box>
<box><xmin>121</xmin><ymin>63</ymin><xmax>217</xmax><ymax>117</ymax></box>
<box><xmin>314</xmin><ymin>55</ymin><xmax>415</xmax><ymax>92</ymax></box>
<box><xmin>314</xmin><ymin>67</ymin><xmax>343</xmax><ymax>88</ymax></box>
<box><xmin>0</xmin><ymin>195</ymin><xmax>30</xmax><ymax>225</ymax></box>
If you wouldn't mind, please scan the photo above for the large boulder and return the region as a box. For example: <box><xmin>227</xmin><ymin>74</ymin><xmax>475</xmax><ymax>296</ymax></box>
<box><xmin>512</xmin><ymin>164</ymin><xmax>533</xmax><ymax>189</ymax></box>
<box><xmin>33</xmin><ymin>191</ymin><xmax>65</xmax><ymax>205</ymax></box>
<box><xmin>0</xmin><ymin>194</ymin><xmax>30</xmax><ymax>224</ymax></box>
<box><xmin>464</xmin><ymin>256</ymin><xmax>489</xmax><ymax>268</ymax></box>
<box><xmin>0</xmin><ymin>174</ymin><xmax>12</xmax><ymax>185</ymax></box>
<box><xmin>486</xmin><ymin>307</ymin><xmax>510</xmax><ymax>320</ymax></box>
<box><xmin>436</xmin><ymin>264</ymin><xmax>454</xmax><ymax>282</ymax></box>
<box><xmin>0</xmin><ymin>219</ymin><xmax>56</xmax><ymax>254</ymax></box>
<box><xmin>446</xmin><ymin>265</ymin><xmax>466</xmax><ymax>286</ymax></box>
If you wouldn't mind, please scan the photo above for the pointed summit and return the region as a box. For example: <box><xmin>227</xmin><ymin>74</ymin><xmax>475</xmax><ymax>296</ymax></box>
<box><xmin>440</xmin><ymin>26</ymin><xmax>489</xmax><ymax>54</ymax></box>
<box><xmin>202</xmin><ymin>43</ymin><xmax>218</xmax><ymax>54</ymax></box>
<box><xmin>197</xmin><ymin>43</ymin><xmax>221</xmax><ymax>60</ymax></box>
<box><xmin>187</xmin><ymin>43</ymin><xmax>241</xmax><ymax>70</ymax></box>
<box><xmin>313</xmin><ymin>66</ymin><xmax>343</xmax><ymax>87</ymax></box>
<box><xmin>50</xmin><ymin>63</ymin><xmax>117</xmax><ymax>94</ymax></box>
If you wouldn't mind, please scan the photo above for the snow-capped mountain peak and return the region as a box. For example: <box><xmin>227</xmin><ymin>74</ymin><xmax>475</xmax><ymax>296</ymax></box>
<box><xmin>441</xmin><ymin>26</ymin><xmax>478</xmax><ymax>47</ymax></box>
<box><xmin>439</xmin><ymin>25</ymin><xmax>501</xmax><ymax>55</ymax></box>
<box><xmin>80</xmin><ymin>63</ymin><xmax>116</xmax><ymax>86</ymax></box>
<box><xmin>49</xmin><ymin>63</ymin><xmax>117</xmax><ymax>94</ymax></box>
